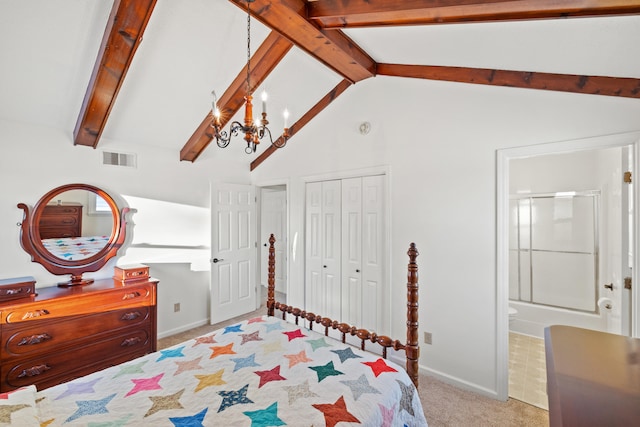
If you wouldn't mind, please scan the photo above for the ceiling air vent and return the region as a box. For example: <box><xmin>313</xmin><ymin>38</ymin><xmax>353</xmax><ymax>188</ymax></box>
<box><xmin>102</xmin><ymin>151</ymin><xmax>137</xmax><ymax>168</ymax></box>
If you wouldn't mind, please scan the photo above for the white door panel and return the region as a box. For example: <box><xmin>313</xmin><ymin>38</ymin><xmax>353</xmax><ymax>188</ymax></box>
<box><xmin>211</xmin><ymin>183</ymin><xmax>256</xmax><ymax>324</ymax></box>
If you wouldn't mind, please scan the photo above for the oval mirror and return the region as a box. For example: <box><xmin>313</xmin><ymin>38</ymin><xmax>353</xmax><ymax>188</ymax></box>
<box><xmin>18</xmin><ymin>184</ymin><xmax>129</xmax><ymax>287</ymax></box>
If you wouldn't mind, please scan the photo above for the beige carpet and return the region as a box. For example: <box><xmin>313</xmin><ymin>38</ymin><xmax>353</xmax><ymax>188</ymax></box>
<box><xmin>158</xmin><ymin>308</ymin><xmax>549</xmax><ymax>427</ymax></box>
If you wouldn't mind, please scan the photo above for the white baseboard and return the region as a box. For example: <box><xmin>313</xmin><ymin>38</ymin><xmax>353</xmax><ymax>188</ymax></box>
<box><xmin>420</xmin><ymin>364</ymin><xmax>501</xmax><ymax>401</ymax></box>
<box><xmin>157</xmin><ymin>318</ymin><xmax>210</xmax><ymax>339</ymax></box>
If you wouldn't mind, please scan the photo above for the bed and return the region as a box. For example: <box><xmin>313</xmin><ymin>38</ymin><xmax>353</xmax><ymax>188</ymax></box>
<box><xmin>1</xmin><ymin>236</ymin><xmax>426</xmax><ymax>426</ymax></box>
<box><xmin>41</xmin><ymin>235</ymin><xmax>110</xmax><ymax>261</ymax></box>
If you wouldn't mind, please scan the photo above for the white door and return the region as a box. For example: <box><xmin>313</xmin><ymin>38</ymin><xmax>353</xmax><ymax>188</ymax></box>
<box><xmin>305</xmin><ymin>180</ymin><xmax>341</xmax><ymax>318</ymax></box>
<box><xmin>341</xmin><ymin>176</ymin><xmax>385</xmax><ymax>331</ymax></box>
<box><xmin>260</xmin><ymin>188</ymin><xmax>287</xmax><ymax>294</ymax></box>
<box><xmin>210</xmin><ymin>183</ymin><xmax>257</xmax><ymax>324</ymax></box>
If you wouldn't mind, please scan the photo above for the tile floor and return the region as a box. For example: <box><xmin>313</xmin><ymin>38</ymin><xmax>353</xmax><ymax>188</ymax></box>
<box><xmin>509</xmin><ymin>332</ymin><xmax>549</xmax><ymax>410</ymax></box>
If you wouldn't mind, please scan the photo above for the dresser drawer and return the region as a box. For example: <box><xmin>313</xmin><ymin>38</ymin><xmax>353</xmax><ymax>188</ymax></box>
<box><xmin>2</xmin><ymin>328</ymin><xmax>152</xmax><ymax>390</ymax></box>
<box><xmin>1</xmin><ymin>306</ymin><xmax>151</xmax><ymax>359</ymax></box>
<box><xmin>1</xmin><ymin>283</ymin><xmax>155</xmax><ymax>324</ymax></box>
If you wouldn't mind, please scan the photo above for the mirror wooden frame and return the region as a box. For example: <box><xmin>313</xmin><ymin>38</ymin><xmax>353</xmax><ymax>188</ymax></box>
<box><xmin>18</xmin><ymin>183</ymin><xmax>129</xmax><ymax>287</ymax></box>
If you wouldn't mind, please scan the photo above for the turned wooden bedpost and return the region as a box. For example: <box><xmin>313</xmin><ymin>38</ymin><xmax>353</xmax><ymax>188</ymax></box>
<box><xmin>406</xmin><ymin>243</ymin><xmax>420</xmax><ymax>387</ymax></box>
<box><xmin>267</xmin><ymin>234</ymin><xmax>276</xmax><ymax>317</ymax></box>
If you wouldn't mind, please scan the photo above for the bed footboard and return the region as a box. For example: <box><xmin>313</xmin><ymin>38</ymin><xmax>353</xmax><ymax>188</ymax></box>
<box><xmin>266</xmin><ymin>234</ymin><xmax>420</xmax><ymax>387</ymax></box>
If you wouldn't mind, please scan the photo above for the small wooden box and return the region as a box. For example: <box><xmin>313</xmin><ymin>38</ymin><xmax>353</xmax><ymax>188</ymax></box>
<box><xmin>114</xmin><ymin>264</ymin><xmax>149</xmax><ymax>282</ymax></box>
<box><xmin>0</xmin><ymin>276</ymin><xmax>36</xmax><ymax>302</ymax></box>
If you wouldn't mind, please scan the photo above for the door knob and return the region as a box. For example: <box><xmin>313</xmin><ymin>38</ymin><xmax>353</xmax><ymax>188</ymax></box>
<box><xmin>212</xmin><ymin>258</ymin><xmax>224</xmax><ymax>263</ymax></box>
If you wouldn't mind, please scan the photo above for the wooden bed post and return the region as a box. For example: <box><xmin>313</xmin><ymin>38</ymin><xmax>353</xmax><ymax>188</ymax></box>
<box><xmin>267</xmin><ymin>234</ymin><xmax>276</xmax><ymax>317</ymax></box>
<box><xmin>406</xmin><ymin>243</ymin><xmax>420</xmax><ymax>387</ymax></box>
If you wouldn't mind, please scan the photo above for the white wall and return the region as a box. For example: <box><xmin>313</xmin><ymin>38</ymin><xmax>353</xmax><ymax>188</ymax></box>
<box><xmin>0</xmin><ymin>118</ymin><xmax>250</xmax><ymax>337</ymax></box>
<box><xmin>250</xmin><ymin>75</ymin><xmax>640</xmax><ymax>398</ymax></box>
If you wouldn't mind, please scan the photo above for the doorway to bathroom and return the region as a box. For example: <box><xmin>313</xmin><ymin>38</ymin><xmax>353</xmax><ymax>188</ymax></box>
<box><xmin>496</xmin><ymin>132</ymin><xmax>640</xmax><ymax>405</ymax></box>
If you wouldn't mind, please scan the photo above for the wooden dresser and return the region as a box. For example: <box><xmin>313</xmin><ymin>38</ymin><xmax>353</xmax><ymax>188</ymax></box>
<box><xmin>545</xmin><ymin>325</ymin><xmax>640</xmax><ymax>426</ymax></box>
<box><xmin>39</xmin><ymin>203</ymin><xmax>83</xmax><ymax>239</ymax></box>
<box><xmin>0</xmin><ymin>278</ymin><xmax>158</xmax><ymax>392</ymax></box>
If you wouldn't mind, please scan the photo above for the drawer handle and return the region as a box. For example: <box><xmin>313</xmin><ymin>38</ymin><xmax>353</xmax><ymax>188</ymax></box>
<box><xmin>121</xmin><ymin>311</ymin><xmax>142</xmax><ymax>321</ymax></box>
<box><xmin>21</xmin><ymin>309</ymin><xmax>50</xmax><ymax>320</ymax></box>
<box><xmin>18</xmin><ymin>364</ymin><xmax>51</xmax><ymax>378</ymax></box>
<box><xmin>121</xmin><ymin>337</ymin><xmax>142</xmax><ymax>347</ymax></box>
<box><xmin>18</xmin><ymin>333</ymin><xmax>52</xmax><ymax>346</ymax></box>
<box><xmin>123</xmin><ymin>291</ymin><xmax>141</xmax><ymax>300</ymax></box>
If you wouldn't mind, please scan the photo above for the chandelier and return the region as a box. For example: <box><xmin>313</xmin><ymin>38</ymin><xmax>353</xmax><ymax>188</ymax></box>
<box><xmin>209</xmin><ymin>0</ymin><xmax>289</xmax><ymax>154</ymax></box>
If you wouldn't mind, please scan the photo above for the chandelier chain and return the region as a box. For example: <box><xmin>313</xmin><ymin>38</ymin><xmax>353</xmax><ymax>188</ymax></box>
<box><xmin>246</xmin><ymin>1</ymin><xmax>251</xmax><ymax>94</ymax></box>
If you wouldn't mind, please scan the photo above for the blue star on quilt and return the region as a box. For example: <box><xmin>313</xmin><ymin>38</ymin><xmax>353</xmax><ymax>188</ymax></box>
<box><xmin>223</xmin><ymin>324</ymin><xmax>244</xmax><ymax>334</ymax></box>
<box><xmin>307</xmin><ymin>337</ymin><xmax>332</xmax><ymax>351</ymax></box>
<box><xmin>218</xmin><ymin>384</ymin><xmax>253</xmax><ymax>413</ymax></box>
<box><xmin>309</xmin><ymin>361</ymin><xmax>344</xmax><ymax>382</ymax></box>
<box><xmin>331</xmin><ymin>347</ymin><xmax>362</xmax><ymax>363</ymax></box>
<box><xmin>264</xmin><ymin>321</ymin><xmax>284</xmax><ymax>333</ymax></box>
<box><xmin>340</xmin><ymin>374</ymin><xmax>381</xmax><ymax>400</ymax></box>
<box><xmin>243</xmin><ymin>402</ymin><xmax>285</xmax><ymax>427</ymax></box>
<box><xmin>231</xmin><ymin>353</ymin><xmax>260</xmax><ymax>372</ymax></box>
<box><xmin>54</xmin><ymin>377</ymin><xmax>102</xmax><ymax>400</ymax></box>
<box><xmin>157</xmin><ymin>346</ymin><xmax>186</xmax><ymax>362</ymax></box>
<box><xmin>169</xmin><ymin>407</ymin><xmax>208</xmax><ymax>427</ymax></box>
<box><xmin>65</xmin><ymin>393</ymin><xmax>116</xmax><ymax>422</ymax></box>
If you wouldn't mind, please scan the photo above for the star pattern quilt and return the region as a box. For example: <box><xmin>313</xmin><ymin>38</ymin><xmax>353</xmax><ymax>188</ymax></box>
<box><xmin>33</xmin><ymin>315</ymin><xmax>428</xmax><ymax>426</ymax></box>
<box><xmin>41</xmin><ymin>236</ymin><xmax>110</xmax><ymax>261</ymax></box>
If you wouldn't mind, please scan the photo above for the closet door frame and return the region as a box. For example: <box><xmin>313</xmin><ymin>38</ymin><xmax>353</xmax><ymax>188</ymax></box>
<box><xmin>301</xmin><ymin>166</ymin><xmax>392</xmax><ymax>335</ymax></box>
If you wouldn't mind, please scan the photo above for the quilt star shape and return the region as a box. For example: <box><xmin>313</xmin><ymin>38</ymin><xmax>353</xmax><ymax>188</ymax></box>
<box><xmin>284</xmin><ymin>349</ymin><xmax>313</xmax><ymax>367</ymax></box>
<box><xmin>262</xmin><ymin>340</ymin><xmax>285</xmax><ymax>354</ymax></box>
<box><xmin>66</xmin><ymin>393</ymin><xmax>116</xmax><ymax>422</ymax></box>
<box><xmin>145</xmin><ymin>389</ymin><xmax>185</xmax><ymax>417</ymax></box>
<box><xmin>209</xmin><ymin>343</ymin><xmax>236</xmax><ymax>359</ymax></box>
<box><xmin>157</xmin><ymin>346</ymin><xmax>186</xmax><ymax>362</ymax></box>
<box><xmin>254</xmin><ymin>365</ymin><xmax>287</xmax><ymax>388</ymax></box>
<box><xmin>379</xmin><ymin>402</ymin><xmax>397</xmax><ymax>426</ymax></box>
<box><xmin>264</xmin><ymin>321</ymin><xmax>284</xmax><ymax>333</ymax></box>
<box><xmin>283</xmin><ymin>328</ymin><xmax>307</xmax><ymax>341</ymax></box>
<box><xmin>125</xmin><ymin>373</ymin><xmax>164</xmax><ymax>397</ymax></box>
<box><xmin>331</xmin><ymin>347</ymin><xmax>362</xmax><ymax>363</ymax></box>
<box><xmin>240</xmin><ymin>330</ymin><xmax>263</xmax><ymax>344</ymax></box>
<box><xmin>194</xmin><ymin>369</ymin><xmax>226</xmax><ymax>392</ymax></box>
<box><xmin>309</xmin><ymin>361</ymin><xmax>344</xmax><ymax>382</ymax></box>
<box><xmin>362</xmin><ymin>358</ymin><xmax>398</xmax><ymax>377</ymax></box>
<box><xmin>223</xmin><ymin>324</ymin><xmax>244</xmax><ymax>334</ymax></box>
<box><xmin>247</xmin><ymin>316</ymin><xmax>265</xmax><ymax>324</ymax></box>
<box><xmin>396</xmin><ymin>379</ymin><xmax>416</xmax><ymax>416</ymax></box>
<box><xmin>307</xmin><ymin>337</ymin><xmax>332</xmax><ymax>351</ymax></box>
<box><xmin>113</xmin><ymin>360</ymin><xmax>148</xmax><ymax>378</ymax></box>
<box><xmin>312</xmin><ymin>396</ymin><xmax>360</xmax><ymax>427</ymax></box>
<box><xmin>192</xmin><ymin>334</ymin><xmax>217</xmax><ymax>346</ymax></box>
<box><xmin>54</xmin><ymin>377</ymin><xmax>102</xmax><ymax>400</ymax></box>
<box><xmin>283</xmin><ymin>379</ymin><xmax>319</xmax><ymax>405</ymax></box>
<box><xmin>0</xmin><ymin>404</ymin><xmax>30</xmax><ymax>423</ymax></box>
<box><xmin>169</xmin><ymin>407</ymin><xmax>207</xmax><ymax>427</ymax></box>
<box><xmin>231</xmin><ymin>353</ymin><xmax>260</xmax><ymax>372</ymax></box>
<box><xmin>243</xmin><ymin>402</ymin><xmax>285</xmax><ymax>427</ymax></box>
<box><xmin>218</xmin><ymin>384</ymin><xmax>253</xmax><ymax>412</ymax></box>
<box><xmin>340</xmin><ymin>374</ymin><xmax>381</xmax><ymax>400</ymax></box>
<box><xmin>174</xmin><ymin>356</ymin><xmax>204</xmax><ymax>376</ymax></box>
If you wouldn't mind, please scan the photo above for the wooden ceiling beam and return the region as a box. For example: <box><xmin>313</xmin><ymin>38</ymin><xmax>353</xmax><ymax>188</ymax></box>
<box><xmin>308</xmin><ymin>0</ymin><xmax>640</xmax><ymax>28</ymax></box>
<box><xmin>180</xmin><ymin>31</ymin><xmax>293</xmax><ymax>162</ymax></box>
<box><xmin>377</xmin><ymin>63</ymin><xmax>640</xmax><ymax>99</ymax></box>
<box><xmin>228</xmin><ymin>0</ymin><xmax>376</xmax><ymax>83</ymax></box>
<box><xmin>74</xmin><ymin>0</ymin><xmax>157</xmax><ymax>148</ymax></box>
<box><xmin>250</xmin><ymin>78</ymin><xmax>352</xmax><ymax>170</ymax></box>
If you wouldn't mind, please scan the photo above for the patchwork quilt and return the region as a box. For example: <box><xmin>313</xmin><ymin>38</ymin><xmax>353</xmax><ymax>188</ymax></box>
<box><xmin>31</xmin><ymin>315</ymin><xmax>428</xmax><ymax>426</ymax></box>
<box><xmin>41</xmin><ymin>236</ymin><xmax>110</xmax><ymax>261</ymax></box>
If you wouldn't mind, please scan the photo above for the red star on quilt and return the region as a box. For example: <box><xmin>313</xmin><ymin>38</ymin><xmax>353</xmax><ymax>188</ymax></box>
<box><xmin>312</xmin><ymin>395</ymin><xmax>360</xmax><ymax>427</ymax></box>
<box><xmin>247</xmin><ymin>316</ymin><xmax>265</xmax><ymax>324</ymax></box>
<box><xmin>362</xmin><ymin>358</ymin><xmax>398</xmax><ymax>377</ymax></box>
<box><xmin>283</xmin><ymin>329</ymin><xmax>307</xmax><ymax>341</ymax></box>
<box><xmin>254</xmin><ymin>365</ymin><xmax>287</xmax><ymax>388</ymax></box>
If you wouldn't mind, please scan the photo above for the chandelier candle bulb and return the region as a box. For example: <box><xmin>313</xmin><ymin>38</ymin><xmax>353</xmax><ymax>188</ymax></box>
<box><xmin>261</xmin><ymin>91</ymin><xmax>267</xmax><ymax>115</ymax></box>
<box><xmin>283</xmin><ymin>108</ymin><xmax>289</xmax><ymax>129</ymax></box>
